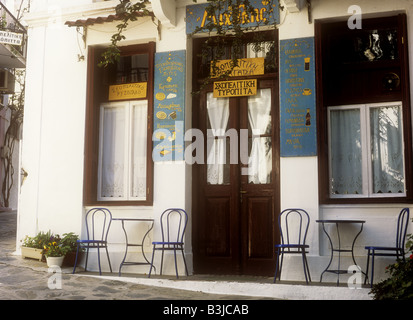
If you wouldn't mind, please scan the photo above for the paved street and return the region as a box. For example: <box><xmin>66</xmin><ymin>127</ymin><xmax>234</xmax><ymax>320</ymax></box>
<box><xmin>0</xmin><ymin>211</ymin><xmax>271</xmax><ymax>301</ymax></box>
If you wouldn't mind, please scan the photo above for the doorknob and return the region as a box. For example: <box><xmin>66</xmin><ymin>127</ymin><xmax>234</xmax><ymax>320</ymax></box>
<box><xmin>240</xmin><ymin>190</ymin><xmax>247</xmax><ymax>203</ymax></box>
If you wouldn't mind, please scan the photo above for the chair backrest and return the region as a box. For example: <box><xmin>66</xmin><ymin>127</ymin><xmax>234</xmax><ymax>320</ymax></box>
<box><xmin>278</xmin><ymin>208</ymin><xmax>310</xmax><ymax>247</ymax></box>
<box><xmin>396</xmin><ymin>208</ymin><xmax>410</xmax><ymax>251</ymax></box>
<box><xmin>159</xmin><ymin>208</ymin><xmax>188</xmax><ymax>245</ymax></box>
<box><xmin>85</xmin><ymin>208</ymin><xmax>112</xmax><ymax>242</ymax></box>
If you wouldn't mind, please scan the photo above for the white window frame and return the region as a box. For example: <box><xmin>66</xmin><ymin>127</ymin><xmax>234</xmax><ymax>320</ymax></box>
<box><xmin>328</xmin><ymin>101</ymin><xmax>406</xmax><ymax>199</ymax></box>
<box><xmin>97</xmin><ymin>100</ymin><xmax>148</xmax><ymax>201</ymax></box>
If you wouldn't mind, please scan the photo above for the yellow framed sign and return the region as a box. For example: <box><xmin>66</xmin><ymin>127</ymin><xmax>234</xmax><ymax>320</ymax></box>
<box><xmin>213</xmin><ymin>79</ymin><xmax>257</xmax><ymax>98</ymax></box>
<box><xmin>211</xmin><ymin>57</ymin><xmax>264</xmax><ymax>78</ymax></box>
<box><xmin>109</xmin><ymin>82</ymin><xmax>147</xmax><ymax>101</ymax></box>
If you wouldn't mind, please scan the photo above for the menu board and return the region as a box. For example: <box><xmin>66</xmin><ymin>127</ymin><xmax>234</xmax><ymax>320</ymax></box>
<box><xmin>280</xmin><ymin>37</ymin><xmax>317</xmax><ymax>157</ymax></box>
<box><xmin>153</xmin><ymin>50</ymin><xmax>186</xmax><ymax>161</ymax></box>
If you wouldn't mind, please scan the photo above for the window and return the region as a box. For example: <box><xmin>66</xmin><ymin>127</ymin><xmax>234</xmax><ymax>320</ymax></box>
<box><xmin>328</xmin><ymin>102</ymin><xmax>405</xmax><ymax>198</ymax></box>
<box><xmin>98</xmin><ymin>100</ymin><xmax>148</xmax><ymax>201</ymax></box>
<box><xmin>316</xmin><ymin>15</ymin><xmax>412</xmax><ymax>203</ymax></box>
<box><xmin>84</xmin><ymin>43</ymin><xmax>155</xmax><ymax>206</ymax></box>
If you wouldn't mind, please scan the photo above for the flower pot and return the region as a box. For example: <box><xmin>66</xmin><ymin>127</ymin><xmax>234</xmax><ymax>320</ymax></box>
<box><xmin>21</xmin><ymin>247</ymin><xmax>44</xmax><ymax>261</ymax></box>
<box><xmin>46</xmin><ymin>256</ymin><xmax>65</xmax><ymax>267</ymax></box>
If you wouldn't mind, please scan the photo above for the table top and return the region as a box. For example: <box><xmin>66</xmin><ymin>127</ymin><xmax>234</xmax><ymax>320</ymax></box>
<box><xmin>316</xmin><ymin>219</ymin><xmax>366</xmax><ymax>224</ymax></box>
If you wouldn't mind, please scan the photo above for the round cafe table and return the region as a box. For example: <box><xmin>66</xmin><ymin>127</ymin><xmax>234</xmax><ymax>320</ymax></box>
<box><xmin>316</xmin><ymin>219</ymin><xmax>366</xmax><ymax>286</ymax></box>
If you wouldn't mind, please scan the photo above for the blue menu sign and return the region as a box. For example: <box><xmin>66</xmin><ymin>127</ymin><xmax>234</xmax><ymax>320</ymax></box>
<box><xmin>153</xmin><ymin>50</ymin><xmax>186</xmax><ymax>162</ymax></box>
<box><xmin>280</xmin><ymin>37</ymin><xmax>317</xmax><ymax>157</ymax></box>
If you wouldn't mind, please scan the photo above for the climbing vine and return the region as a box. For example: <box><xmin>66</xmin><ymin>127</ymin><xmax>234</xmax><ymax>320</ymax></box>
<box><xmin>99</xmin><ymin>0</ymin><xmax>282</xmax><ymax>89</ymax></box>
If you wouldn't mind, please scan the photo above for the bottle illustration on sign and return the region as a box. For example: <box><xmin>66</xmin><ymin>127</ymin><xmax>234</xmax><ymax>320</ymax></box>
<box><xmin>304</xmin><ymin>57</ymin><xmax>310</xmax><ymax>71</ymax></box>
<box><xmin>306</xmin><ymin>108</ymin><xmax>311</xmax><ymax>126</ymax></box>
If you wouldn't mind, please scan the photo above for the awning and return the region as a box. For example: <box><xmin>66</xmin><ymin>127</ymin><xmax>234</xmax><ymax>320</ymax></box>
<box><xmin>65</xmin><ymin>12</ymin><xmax>153</xmax><ymax>28</ymax></box>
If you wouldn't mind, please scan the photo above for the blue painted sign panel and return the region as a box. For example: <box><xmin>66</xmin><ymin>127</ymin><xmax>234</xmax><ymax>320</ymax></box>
<box><xmin>186</xmin><ymin>0</ymin><xmax>280</xmax><ymax>34</ymax></box>
<box><xmin>280</xmin><ymin>37</ymin><xmax>317</xmax><ymax>157</ymax></box>
<box><xmin>153</xmin><ymin>50</ymin><xmax>186</xmax><ymax>162</ymax></box>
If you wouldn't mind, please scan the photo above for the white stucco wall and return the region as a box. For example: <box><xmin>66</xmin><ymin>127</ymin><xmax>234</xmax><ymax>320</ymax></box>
<box><xmin>16</xmin><ymin>0</ymin><xmax>413</xmax><ymax>282</ymax></box>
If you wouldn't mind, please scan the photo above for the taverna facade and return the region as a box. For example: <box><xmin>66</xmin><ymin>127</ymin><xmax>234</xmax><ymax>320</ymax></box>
<box><xmin>16</xmin><ymin>0</ymin><xmax>413</xmax><ymax>285</ymax></box>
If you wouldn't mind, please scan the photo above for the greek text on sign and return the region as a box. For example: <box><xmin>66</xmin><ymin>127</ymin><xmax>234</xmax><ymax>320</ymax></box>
<box><xmin>213</xmin><ymin>79</ymin><xmax>257</xmax><ymax>98</ymax></box>
<box><xmin>0</xmin><ymin>31</ymin><xmax>23</xmax><ymax>45</ymax></box>
<box><xmin>211</xmin><ymin>58</ymin><xmax>264</xmax><ymax>78</ymax></box>
<box><xmin>109</xmin><ymin>82</ymin><xmax>147</xmax><ymax>101</ymax></box>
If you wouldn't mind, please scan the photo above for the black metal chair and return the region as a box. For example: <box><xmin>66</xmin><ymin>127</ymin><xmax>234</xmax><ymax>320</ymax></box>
<box><xmin>148</xmin><ymin>208</ymin><xmax>189</xmax><ymax>279</ymax></box>
<box><xmin>364</xmin><ymin>207</ymin><xmax>410</xmax><ymax>287</ymax></box>
<box><xmin>72</xmin><ymin>208</ymin><xmax>113</xmax><ymax>275</ymax></box>
<box><xmin>274</xmin><ymin>208</ymin><xmax>311</xmax><ymax>284</ymax></box>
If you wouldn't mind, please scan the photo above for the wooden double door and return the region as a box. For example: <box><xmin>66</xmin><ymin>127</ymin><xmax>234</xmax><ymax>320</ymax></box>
<box><xmin>193</xmin><ymin>79</ymin><xmax>280</xmax><ymax>276</ymax></box>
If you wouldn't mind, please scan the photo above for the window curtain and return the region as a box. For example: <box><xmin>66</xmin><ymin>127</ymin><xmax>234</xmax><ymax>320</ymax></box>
<box><xmin>330</xmin><ymin>108</ymin><xmax>363</xmax><ymax>195</ymax></box>
<box><xmin>207</xmin><ymin>93</ymin><xmax>229</xmax><ymax>184</ymax></box>
<box><xmin>131</xmin><ymin>102</ymin><xmax>148</xmax><ymax>199</ymax></box>
<box><xmin>101</xmin><ymin>105</ymin><xmax>126</xmax><ymax>198</ymax></box>
<box><xmin>248</xmin><ymin>88</ymin><xmax>272</xmax><ymax>184</ymax></box>
<box><xmin>370</xmin><ymin>105</ymin><xmax>404</xmax><ymax>193</ymax></box>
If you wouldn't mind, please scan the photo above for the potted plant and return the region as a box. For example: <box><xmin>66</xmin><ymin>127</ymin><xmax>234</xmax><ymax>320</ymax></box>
<box><xmin>43</xmin><ymin>234</ymin><xmax>71</xmax><ymax>267</ymax></box>
<box><xmin>370</xmin><ymin>222</ymin><xmax>413</xmax><ymax>300</ymax></box>
<box><xmin>60</xmin><ymin>232</ymin><xmax>81</xmax><ymax>267</ymax></box>
<box><xmin>21</xmin><ymin>230</ymin><xmax>52</xmax><ymax>261</ymax></box>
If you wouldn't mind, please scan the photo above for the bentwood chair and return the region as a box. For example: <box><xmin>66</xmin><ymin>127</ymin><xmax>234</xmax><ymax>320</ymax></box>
<box><xmin>148</xmin><ymin>208</ymin><xmax>189</xmax><ymax>279</ymax></box>
<box><xmin>72</xmin><ymin>208</ymin><xmax>113</xmax><ymax>275</ymax></box>
<box><xmin>274</xmin><ymin>208</ymin><xmax>311</xmax><ymax>284</ymax></box>
<box><xmin>364</xmin><ymin>208</ymin><xmax>410</xmax><ymax>287</ymax></box>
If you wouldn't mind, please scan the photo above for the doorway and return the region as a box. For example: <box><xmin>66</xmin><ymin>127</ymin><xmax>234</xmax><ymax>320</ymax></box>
<box><xmin>193</xmin><ymin>81</ymin><xmax>279</xmax><ymax>276</ymax></box>
<box><xmin>191</xmin><ymin>30</ymin><xmax>280</xmax><ymax>275</ymax></box>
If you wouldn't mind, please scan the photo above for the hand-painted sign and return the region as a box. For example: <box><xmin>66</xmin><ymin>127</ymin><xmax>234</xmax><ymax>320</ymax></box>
<box><xmin>280</xmin><ymin>37</ymin><xmax>317</xmax><ymax>157</ymax></box>
<box><xmin>186</xmin><ymin>0</ymin><xmax>279</xmax><ymax>34</ymax></box>
<box><xmin>108</xmin><ymin>82</ymin><xmax>147</xmax><ymax>101</ymax></box>
<box><xmin>211</xmin><ymin>58</ymin><xmax>264</xmax><ymax>78</ymax></box>
<box><xmin>153</xmin><ymin>50</ymin><xmax>186</xmax><ymax>161</ymax></box>
<box><xmin>213</xmin><ymin>79</ymin><xmax>257</xmax><ymax>97</ymax></box>
<box><xmin>0</xmin><ymin>31</ymin><xmax>23</xmax><ymax>45</ymax></box>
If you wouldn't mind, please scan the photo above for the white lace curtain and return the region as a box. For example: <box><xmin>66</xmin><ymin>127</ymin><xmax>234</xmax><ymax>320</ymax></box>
<box><xmin>248</xmin><ymin>88</ymin><xmax>272</xmax><ymax>184</ymax></box>
<box><xmin>330</xmin><ymin>103</ymin><xmax>404</xmax><ymax>196</ymax></box>
<box><xmin>206</xmin><ymin>89</ymin><xmax>272</xmax><ymax>185</ymax></box>
<box><xmin>99</xmin><ymin>101</ymin><xmax>147</xmax><ymax>200</ymax></box>
<box><xmin>207</xmin><ymin>93</ymin><xmax>229</xmax><ymax>184</ymax></box>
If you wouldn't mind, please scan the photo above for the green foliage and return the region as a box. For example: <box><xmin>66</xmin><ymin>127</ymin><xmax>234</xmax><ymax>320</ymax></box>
<box><xmin>22</xmin><ymin>231</ymin><xmax>80</xmax><ymax>257</ymax></box>
<box><xmin>22</xmin><ymin>231</ymin><xmax>52</xmax><ymax>249</ymax></box>
<box><xmin>370</xmin><ymin>230</ymin><xmax>413</xmax><ymax>300</ymax></box>
<box><xmin>98</xmin><ymin>0</ymin><xmax>151</xmax><ymax>67</ymax></box>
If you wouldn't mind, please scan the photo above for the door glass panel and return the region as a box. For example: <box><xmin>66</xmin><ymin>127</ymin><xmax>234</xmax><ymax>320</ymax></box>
<box><xmin>206</xmin><ymin>93</ymin><xmax>230</xmax><ymax>185</ymax></box>
<box><xmin>247</xmin><ymin>88</ymin><xmax>272</xmax><ymax>184</ymax></box>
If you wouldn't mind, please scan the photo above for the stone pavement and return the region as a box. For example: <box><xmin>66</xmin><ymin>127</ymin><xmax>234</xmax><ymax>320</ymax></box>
<box><xmin>0</xmin><ymin>210</ymin><xmax>374</xmax><ymax>303</ymax></box>
<box><xmin>0</xmin><ymin>210</ymin><xmax>273</xmax><ymax>300</ymax></box>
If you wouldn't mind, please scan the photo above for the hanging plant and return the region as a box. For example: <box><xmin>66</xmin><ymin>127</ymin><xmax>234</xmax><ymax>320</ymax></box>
<box><xmin>189</xmin><ymin>0</ymin><xmax>282</xmax><ymax>93</ymax></box>
<box><xmin>99</xmin><ymin>0</ymin><xmax>281</xmax><ymax>93</ymax></box>
<box><xmin>98</xmin><ymin>0</ymin><xmax>151</xmax><ymax>67</ymax></box>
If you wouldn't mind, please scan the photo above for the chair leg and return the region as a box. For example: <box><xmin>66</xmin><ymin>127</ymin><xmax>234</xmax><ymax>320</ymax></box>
<box><xmin>174</xmin><ymin>247</ymin><xmax>179</xmax><ymax>279</ymax></box>
<box><xmin>72</xmin><ymin>244</ymin><xmax>80</xmax><ymax>274</ymax></box>
<box><xmin>160</xmin><ymin>246</ymin><xmax>165</xmax><ymax>275</ymax></box>
<box><xmin>84</xmin><ymin>248</ymin><xmax>89</xmax><ymax>272</ymax></box>
<box><xmin>370</xmin><ymin>250</ymin><xmax>375</xmax><ymax>288</ymax></box>
<box><xmin>364</xmin><ymin>249</ymin><xmax>370</xmax><ymax>285</ymax></box>
<box><xmin>148</xmin><ymin>245</ymin><xmax>156</xmax><ymax>278</ymax></box>
<box><xmin>97</xmin><ymin>246</ymin><xmax>102</xmax><ymax>275</ymax></box>
<box><xmin>181</xmin><ymin>248</ymin><xmax>189</xmax><ymax>276</ymax></box>
<box><xmin>303</xmin><ymin>252</ymin><xmax>311</xmax><ymax>283</ymax></box>
<box><xmin>105</xmin><ymin>246</ymin><xmax>112</xmax><ymax>273</ymax></box>
<box><xmin>301</xmin><ymin>251</ymin><xmax>309</xmax><ymax>284</ymax></box>
<box><xmin>274</xmin><ymin>250</ymin><xmax>281</xmax><ymax>283</ymax></box>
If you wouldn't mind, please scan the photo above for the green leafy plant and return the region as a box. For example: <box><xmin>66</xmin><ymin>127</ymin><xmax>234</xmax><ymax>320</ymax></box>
<box><xmin>22</xmin><ymin>230</ymin><xmax>52</xmax><ymax>249</ymax></box>
<box><xmin>60</xmin><ymin>232</ymin><xmax>80</xmax><ymax>253</ymax></box>
<box><xmin>370</xmin><ymin>225</ymin><xmax>413</xmax><ymax>300</ymax></box>
<box><xmin>42</xmin><ymin>234</ymin><xmax>71</xmax><ymax>257</ymax></box>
